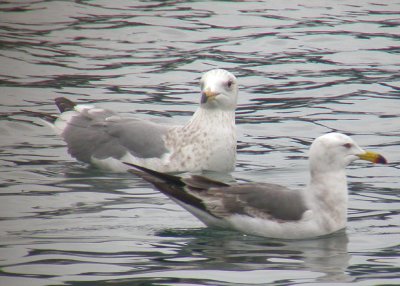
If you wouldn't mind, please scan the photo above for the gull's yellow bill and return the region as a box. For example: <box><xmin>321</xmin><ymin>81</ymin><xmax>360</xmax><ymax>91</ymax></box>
<box><xmin>358</xmin><ymin>151</ymin><xmax>387</xmax><ymax>164</ymax></box>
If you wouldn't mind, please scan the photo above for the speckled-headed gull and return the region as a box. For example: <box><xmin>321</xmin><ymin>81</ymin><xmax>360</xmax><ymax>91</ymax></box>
<box><xmin>39</xmin><ymin>69</ymin><xmax>238</xmax><ymax>172</ymax></box>
<box><xmin>127</xmin><ymin>133</ymin><xmax>387</xmax><ymax>239</ymax></box>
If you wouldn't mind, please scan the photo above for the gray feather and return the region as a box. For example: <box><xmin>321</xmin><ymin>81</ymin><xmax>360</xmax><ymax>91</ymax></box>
<box><xmin>217</xmin><ymin>183</ymin><xmax>307</xmax><ymax>221</ymax></box>
<box><xmin>60</xmin><ymin>110</ymin><xmax>170</xmax><ymax>162</ymax></box>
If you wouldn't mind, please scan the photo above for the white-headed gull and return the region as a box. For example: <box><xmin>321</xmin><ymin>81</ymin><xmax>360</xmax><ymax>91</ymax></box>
<box><xmin>127</xmin><ymin>133</ymin><xmax>387</xmax><ymax>239</ymax></box>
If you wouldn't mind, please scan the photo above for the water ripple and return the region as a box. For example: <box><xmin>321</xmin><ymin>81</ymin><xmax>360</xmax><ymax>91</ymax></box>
<box><xmin>1</xmin><ymin>0</ymin><xmax>399</xmax><ymax>285</ymax></box>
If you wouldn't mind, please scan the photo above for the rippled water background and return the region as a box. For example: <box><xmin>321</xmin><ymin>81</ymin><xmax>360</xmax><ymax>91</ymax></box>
<box><xmin>1</xmin><ymin>1</ymin><xmax>399</xmax><ymax>285</ymax></box>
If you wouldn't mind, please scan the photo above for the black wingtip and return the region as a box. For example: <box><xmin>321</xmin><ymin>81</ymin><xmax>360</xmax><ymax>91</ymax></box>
<box><xmin>55</xmin><ymin>97</ymin><xmax>76</xmax><ymax>113</ymax></box>
<box><xmin>124</xmin><ymin>162</ymin><xmax>214</xmax><ymax>218</ymax></box>
<box><xmin>124</xmin><ymin>162</ymin><xmax>185</xmax><ymax>186</ymax></box>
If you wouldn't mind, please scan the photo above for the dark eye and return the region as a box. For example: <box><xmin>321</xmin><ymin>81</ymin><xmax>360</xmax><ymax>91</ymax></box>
<box><xmin>343</xmin><ymin>143</ymin><xmax>352</xmax><ymax>149</ymax></box>
<box><xmin>226</xmin><ymin>80</ymin><xmax>234</xmax><ymax>88</ymax></box>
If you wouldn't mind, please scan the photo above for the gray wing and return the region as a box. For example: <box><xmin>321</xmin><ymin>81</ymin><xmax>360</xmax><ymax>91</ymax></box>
<box><xmin>220</xmin><ymin>183</ymin><xmax>307</xmax><ymax>221</ymax></box>
<box><xmin>126</xmin><ymin>165</ymin><xmax>308</xmax><ymax>223</ymax></box>
<box><xmin>60</xmin><ymin>109</ymin><xmax>170</xmax><ymax>163</ymax></box>
<box><xmin>184</xmin><ymin>177</ymin><xmax>308</xmax><ymax>221</ymax></box>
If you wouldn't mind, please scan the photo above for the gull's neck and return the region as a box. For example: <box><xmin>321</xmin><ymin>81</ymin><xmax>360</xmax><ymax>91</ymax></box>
<box><xmin>307</xmin><ymin>169</ymin><xmax>349</xmax><ymax>234</ymax></box>
<box><xmin>187</xmin><ymin>106</ymin><xmax>236</xmax><ymax>128</ymax></box>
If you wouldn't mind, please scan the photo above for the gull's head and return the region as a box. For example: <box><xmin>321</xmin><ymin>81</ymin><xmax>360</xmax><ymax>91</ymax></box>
<box><xmin>199</xmin><ymin>69</ymin><xmax>238</xmax><ymax>111</ymax></box>
<box><xmin>309</xmin><ymin>132</ymin><xmax>387</xmax><ymax>173</ymax></box>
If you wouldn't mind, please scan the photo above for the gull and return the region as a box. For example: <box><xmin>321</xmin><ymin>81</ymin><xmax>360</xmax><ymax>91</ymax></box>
<box><xmin>126</xmin><ymin>133</ymin><xmax>387</xmax><ymax>239</ymax></box>
<box><xmin>31</xmin><ymin>69</ymin><xmax>238</xmax><ymax>172</ymax></box>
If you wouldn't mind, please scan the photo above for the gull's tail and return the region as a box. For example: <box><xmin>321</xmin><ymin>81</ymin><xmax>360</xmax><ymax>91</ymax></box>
<box><xmin>21</xmin><ymin>97</ymin><xmax>77</xmax><ymax>125</ymax></box>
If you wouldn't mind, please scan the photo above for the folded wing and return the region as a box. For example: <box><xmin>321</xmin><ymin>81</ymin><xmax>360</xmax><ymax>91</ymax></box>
<box><xmin>54</xmin><ymin>98</ymin><xmax>170</xmax><ymax>163</ymax></box>
<box><xmin>128</xmin><ymin>164</ymin><xmax>308</xmax><ymax>225</ymax></box>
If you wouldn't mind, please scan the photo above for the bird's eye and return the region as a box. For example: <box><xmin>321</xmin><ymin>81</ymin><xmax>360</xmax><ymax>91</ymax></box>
<box><xmin>343</xmin><ymin>143</ymin><xmax>352</xmax><ymax>149</ymax></box>
<box><xmin>226</xmin><ymin>80</ymin><xmax>233</xmax><ymax>88</ymax></box>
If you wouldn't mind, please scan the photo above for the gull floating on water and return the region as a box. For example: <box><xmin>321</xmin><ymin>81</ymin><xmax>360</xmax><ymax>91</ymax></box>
<box><xmin>32</xmin><ymin>69</ymin><xmax>238</xmax><ymax>172</ymax></box>
<box><xmin>127</xmin><ymin>133</ymin><xmax>387</xmax><ymax>239</ymax></box>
